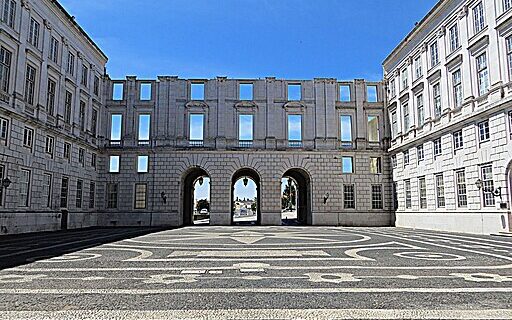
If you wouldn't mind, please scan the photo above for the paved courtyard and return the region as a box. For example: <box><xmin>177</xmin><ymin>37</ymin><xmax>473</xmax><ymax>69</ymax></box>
<box><xmin>0</xmin><ymin>227</ymin><xmax>511</xmax><ymax>319</ymax></box>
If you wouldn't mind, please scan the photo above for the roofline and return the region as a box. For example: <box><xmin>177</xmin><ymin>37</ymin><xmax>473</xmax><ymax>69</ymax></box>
<box><xmin>50</xmin><ymin>0</ymin><xmax>108</xmax><ymax>61</ymax></box>
<box><xmin>382</xmin><ymin>0</ymin><xmax>446</xmax><ymax>68</ymax></box>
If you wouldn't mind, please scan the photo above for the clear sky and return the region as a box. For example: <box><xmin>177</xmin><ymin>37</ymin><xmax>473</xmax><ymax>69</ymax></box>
<box><xmin>60</xmin><ymin>0</ymin><xmax>438</xmax><ymax>81</ymax></box>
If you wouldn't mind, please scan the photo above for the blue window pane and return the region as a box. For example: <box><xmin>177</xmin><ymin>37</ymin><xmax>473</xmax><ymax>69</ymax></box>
<box><xmin>287</xmin><ymin>84</ymin><xmax>301</xmax><ymax>101</ymax></box>
<box><xmin>288</xmin><ymin>114</ymin><xmax>302</xmax><ymax>141</ymax></box>
<box><xmin>342</xmin><ymin>156</ymin><xmax>353</xmax><ymax>173</ymax></box>
<box><xmin>109</xmin><ymin>156</ymin><xmax>120</xmax><ymax>173</ymax></box>
<box><xmin>239</xmin><ymin>83</ymin><xmax>253</xmax><ymax>100</ymax></box>
<box><xmin>191</xmin><ymin>83</ymin><xmax>205</xmax><ymax>100</ymax></box>
<box><xmin>138</xmin><ymin>114</ymin><xmax>150</xmax><ymax>141</ymax></box>
<box><xmin>110</xmin><ymin>114</ymin><xmax>122</xmax><ymax>140</ymax></box>
<box><xmin>137</xmin><ymin>155</ymin><xmax>148</xmax><ymax>173</ymax></box>
<box><xmin>140</xmin><ymin>83</ymin><xmax>151</xmax><ymax>100</ymax></box>
<box><xmin>340</xmin><ymin>85</ymin><xmax>351</xmax><ymax>102</ymax></box>
<box><xmin>113</xmin><ymin>83</ymin><xmax>123</xmax><ymax>100</ymax></box>
<box><xmin>189</xmin><ymin>114</ymin><xmax>204</xmax><ymax>140</ymax></box>
<box><xmin>239</xmin><ymin>114</ymin><xmax>253</xmax><ymax>141</ymax></box>
<box><xmin>367</xmin><ymin>85</ymin><xmax>378</xmax><ymax>102</ymax></box>
<box><xmin>340</xmin><ymin>115</ymin><xmax>352</xmax><ymax>141</ymax></box>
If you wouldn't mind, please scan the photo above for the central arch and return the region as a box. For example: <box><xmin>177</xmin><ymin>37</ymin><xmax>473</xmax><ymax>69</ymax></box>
<box><xmin>281</xmin><ymin>168</ymin><xmax>312</xmax><ymax>225</ymax></box>
<box><xmin>231</xmin><ymin>168</ymin><xmax>261</xmax><ymax>225</ymax></box>
<box><xmin>182</xmin><ymin>167</ymin><xmax>210</xmax><ymax>226</ymax></box>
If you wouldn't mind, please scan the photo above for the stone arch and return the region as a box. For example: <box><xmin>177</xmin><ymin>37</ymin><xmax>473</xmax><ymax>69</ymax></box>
<box><xmin>181</xmin><ymin>166</ymin><xmax>211</xmax><ymax>226</ymax></box>
<box><xmin>231</xmin><ymin>167</ymin><xmax>262</xmax><ymax>225</ymax></box>
<box><xmin>281</xmin><ymin>167</ymin><xmax>312</xmax><ymax>225</ymax></box>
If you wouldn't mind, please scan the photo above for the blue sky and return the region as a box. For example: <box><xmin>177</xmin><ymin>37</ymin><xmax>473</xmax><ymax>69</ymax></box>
<box><xmin>60</xmin><ymin>0</ymin><xmax>438</xmax><ymax>81</ymax></box>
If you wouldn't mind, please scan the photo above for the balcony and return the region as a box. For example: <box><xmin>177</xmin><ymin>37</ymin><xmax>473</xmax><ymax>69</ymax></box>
<box><xmin>288</xmin><ymin>141</ymin><xmax>303</xmax><ymax>148</ymax></box>
<box><xmin>238</xmin><ymin>140</ymin><xmax>253</xmax><ymax>148</ymax></box>
<box><xmin>138</xmin><ymin>140</ymin><xmax>150</xmax><ymax>147</ymax></box>
<box><xmin>189</xmin><ymin>140</ymin><xmax>204</xmax><ymax>147</ymax></box>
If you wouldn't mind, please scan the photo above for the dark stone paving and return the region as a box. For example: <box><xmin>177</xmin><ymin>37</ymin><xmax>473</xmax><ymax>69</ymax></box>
<box><xmin>0</xmin><ymin>226</ymin><xmax>511</xmax><ymax>319</ymax></box>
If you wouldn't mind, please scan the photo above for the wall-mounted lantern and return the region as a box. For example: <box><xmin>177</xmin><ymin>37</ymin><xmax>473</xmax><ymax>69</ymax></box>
<box><xmin>160</xmin><ymin>191</ymin><xmax>167</xmax><ymax>204</ymax></box>
<box><xmin>2</xmin><ymin>178</ymin><xmax>11</xmax><ymax>189</ymax></box>
<box><xmin>243</xmin><ymin>176</ymin><xmax>249</xmax><ymax>187</ymax></box>
<box><xmin>198</xmin><ymin>176</ymin><xmax>204</xmax><ymax>186</ymax></box>
<box><xmin>475</xmin><ymin>179</ymin><xmax>502</xmax><ymax>199</ymax></box>
<box><xmin>323</xmin><ymin>192</ymin><xmax>330</xmax><ymax>204</ymax></box>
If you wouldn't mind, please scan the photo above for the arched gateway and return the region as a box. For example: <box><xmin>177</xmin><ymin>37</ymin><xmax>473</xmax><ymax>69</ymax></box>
<box><xmin>182</xmin><ymin>167</ymin><xmax>210</xmax><ymax>226</ymax></box>
<box><xmin>282</xmin><ymin>168</ymin><xmax>312</xmax><ymax>225</ymax></box>
<box><xmin>231</xmin><ymin>168</ymin><xmax>261</xmax><ymax>225</ymax></box>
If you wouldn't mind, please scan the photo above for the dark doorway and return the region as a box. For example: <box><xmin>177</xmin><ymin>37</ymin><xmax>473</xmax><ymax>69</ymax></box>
<box><xmin>281</xmin><ymin>169</ymin><xmax>311</xmax><ymax>225</ymax></box>
<box><xmin>182</xmin><ymin>168</ymin><xmax>210</xmax><ymax>226</ymax></box>
<box><xmin>232</xmin><ymin>168</ymin><xmax>260</xmax><ymax>225</ymax></box>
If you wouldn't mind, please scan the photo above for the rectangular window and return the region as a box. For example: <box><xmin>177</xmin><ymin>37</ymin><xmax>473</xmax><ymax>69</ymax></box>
<box><xmin>505</xmin><ymin>0</ymin><xmax>512</xmax><ymax>11</ymax></box>
<box><xmin>81</xmin><ymin>64</ymin><xmax>88</xmax><ymax>87</ymax></box>
<box><xmin>455</xmin><ymin>169</ymin><xmax>467</xmax><ymax>207</ymax></box>
<box><xmin>138</xmin><ymin>114</ymin><xmax>151</xmax><ymax>143</ymax></box>
<box><xmin>403</xmin><ymin>150</ymin><xmax>410</xmax><ymax>165</ymax></box>
<box><xmin>389</xmin><ymin>79</ymin><xmax>396</xmax><ymax>98</ymax></box>
<box><xmin>107</xmin><ymin>183</ymin><xmax>118</xmax><ymax>209</ymax></box>
<box><xmin>403</xmin><ymin>103</ymin><xmax>409</xmax><ymax>132</ymax></box>
<box><xmin>414</xmin><ymin>56</ymin><xmax>422</xmax><ymax>79</ymax></box>
<box><xmin>189</xmin><ymin>113</ymin><xmax>204</xmax><ymax>143</ymax></box>
<box><xmin>417</xmin><ymin>144</ymin><xmax>424</xmax><ymax>162</ymax></box>
<box><xmin>78</xmin><ymin>148</ymin><xmax>85</xmax><ymax>166</ymax></box>
<box><xmin>435</xmin><ymin>174</ymin><xmax>445</xmax><ymax>208</ymax></box>
<box><xmin>109</xmin><ymin>155</ymin><xmax>120</xmax><ymax>173</ymax></box>
<box><xmin>449</xmin><ymin>24</ymin><xmax>460</xmax><ymax>53</ymax></box>
<box><xmin>91</xmin><ymin>153</ymin><xmax>96</xmax><ymax>168</ymax></box>
<box><xmin>112</xmin><ymin>83</ymin><xmax>123</xmax><ymax>100</ymax></box>
<box><xmin>476</xmin><ymin>53</ymin><xmax>489</xmax><ymax>96</ymax></box>
<box><xmin>453</xmin><ymin>130</ymin><xmax>464</xmax><ymax>150</ymax></box>
<box><xmin>405</xmin><ymin>179</ymin><xmax>411</xmax><ymax>209</ymax></box>
<box><xmin>239</xmin><ymin>83</ymin><xmax>253</xmax><ymax>100</ymax></box>
<box><xmin>140</xmin><ymin>83</ymin><xmax>151</xmax><ymax>100</ymax></box>
<box><xmin>452</xmin><ymin>69</ymin><xmax>463</xmax><ymax>108</ymax></box>
<box><xmin>76</xmin><ymin>179</ymin><xmax>83</xmax><ymax>209</ymax></box>
<box><xmin>287</xmin><ymin>114</ymin><xmax>302</xmax><ymax>147</ymax></box>
<box><xmin>367</xmin><ymin>85</ymin><xmax>378</xmax><ymax>102</ymax></box>
<box><xmin>28</xmin><ymin>18</ymin><xmax>40</xmax><ymax>47</ymax></box>
<box><xmin>60</xmin><ymin>177</ymin><xmax>68</xmax><ymax>208</ymax></box>
<box><xmin>340</xmin><ymin>115</ymin><xmax>352</xmax><ymax>145</ymax></box>
<box><xmin>91</xmin><ymin>109</ymin><xmax>98</xmax><ymax>137</ymax></box>
<box><xmin>433</xmin><ymin>138</ymin><xmax>442</xmax><ymax>157</ymax></box>
<box><xmin>340</xmin><ymin>85</ymin><xmax>350</xmax><ymax>101</ymax></box>
<box><xmin>43</xmin><ymin>173</ymin><xmax>52</xmax><ymax>208</ymax></box>
<box><xmin>433</xmin><ymin>83</ymin><xmax>441</xmax><ymax>118</ymax></box>
<box><xmin>79</xmin><ymin>101</ymin><xmax>86</xmax><ymax>131</ymax></box>
<box><xmin>287</xmin><ymin>84</ymin><xmax>301</xmax><ymax>101</ymax></box>
<box><xmin>191</xmin><ymin>83</ymin><xmax>205</xmax><ymax>100</ymax></box>
<box><xmin>137</xmin><ymin>155</ymin><xmax>149</xmax><ymax>173</ymax></box>
<box><xmin>89</xmin><ymin>182</ymin><xmax>95</xmax><ymax>209</ymax></box>
<box><xmin>478</xmin><ymin>120</ymin><xmax>490</xmax><ymax>142</ymax></box>
<box><xmin>430</xmin><ymin>42</ymin><xmax>439</xmax><ymax>67</ymax></box>
<box><xmin>134</xmin><ymin>183</ymin><xmax>147</xmax><ymax>209</ymax></box>
<box><xmin>2</xmin><ymin>0</ymin><xmax>15</xmax><ymax>28</ymax></box>
<box><xmin>371</xmin><ymin>185</ymin><xmax>383</xmax><ymax>209</ymax></box>
<box><xmin>49</xmin><ymin>37</ymin><xmax>59</xmax><ymax>63</ymax></box>
<box><xmin>93</xmin><ymin>76</ymin><xmax>100</xmax><ymax>96</ymax></box>
<box><xmin>23</xmin><ymin>127</ymin><xmax>33</xmax><ymax>149</ymax></box>
<box><xmin>419</xmin><ymin>177</ymin><xmax>427</xmax><ymax>209</ymax></box>
<box><xmin>0</xmin><ymin>117</ymin><xmax>9</xmax><ymax>141</ymax></box>
<box><xmin>370</xmin><ymin>157</ymin><xmax>382</xmax><ymax>174</ymax></box>
<box><xmin>416</xmin><ymin>94</ymin><xmax>424</xmax><ymax>126</ymax></box>
<box><xmin>343</xmin><ymin>184</ymin><xmax>355</xmax><ymax>209</ymax></box>
<box><xmin>342</xmin><ymin>156</ymin><xmax>353</xmax><ymax>174</ymax></box>
<box><xmin>110</xmin><ymin>114</ymin><xmax>122</xmax><ymax>142</ymax></box>
<box><xmin>481</xmin><ymin>165</ymin><xmax>495</xmax><ymax>207</ymax></box>
<box><xmin>63</xmin><ymin>142</ymin><xmax>71</xmax><ymax>161</ymax></box>
<box><xmin>25</xmin><ymin>65</ymin><xmax>36</xmax><ymax>105</ymax></box>
<box><xmin>67</xmin><ymin>52</ymin><xmax>75</xmax><ymax>76</ymax></box>
<box><xmin>45</xmin><ymin>136</ymin><xmax>54</xmax><ymax>156</ymax></box>
<box><xmin>0</xmin><ymin>46</ymin><xmax>12</xmax><ymax>95</ymax></box>
<box><xmin>391</xmin><ymin>110</ymin><xmax>398</xmax><ymax>138</ymax></box>
<box><xmin>64</xmin><ymin>91</ymin><xmax>73</xmax><ymax>124</ymax></box>
<box><xmin>46</xmin><ymin>79</ymin><xmax>56</xmax><ymax>116</ymax></box>
<box><xmin>367</xmin><ymin>115</ymin><xmax>379</xmax><ymax>142</ymax></box>
<box><xmin>401</xmin><ymin>68</ymin><xmax>408</xmax><ymax>90</ymax></box>
<box><xmin>238</xmin><ymin>114</ymin><xmax>254</xmax><ymax>143</ymax></box>
<box><xmin>19</xmin><ymin>169</ymin><xmax>30</xmax><ymax>207</ymax></box>
<box><xmin>391</xmin><ymin>155</ymin><xmax>397</xmax><ymax>168</ymax></box>
<box><xmin>473</xmin><ymin>2</ymin><xmax>485</xmax><ymax>34</ymax></box>
<box><xmin>507</xmin><ymin>37</ymin><xmax>512</xmax><ymax>80</ymax></box>
<box><xmin>0</xmin><ymin>164</ymin><xmax>4</xmax><ymax>206</ymax></box>
<box><xmin>509</xmin><ymin>111</ymin><xmax>512</xmax><ymax>139</ymax></box>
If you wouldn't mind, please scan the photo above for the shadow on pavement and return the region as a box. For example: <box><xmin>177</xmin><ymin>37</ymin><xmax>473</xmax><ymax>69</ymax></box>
<box><xmin>0</xmin><ymin>227</ymin><xmax>169</xmax><ymax>270</ymax></box>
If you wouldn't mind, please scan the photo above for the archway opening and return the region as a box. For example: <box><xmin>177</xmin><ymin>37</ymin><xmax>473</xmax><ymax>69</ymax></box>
<box><xmin>281</xmin><ymin>169</ymin><xmax>311</xmax><ymax>225</ymax></box>
<box><xmin>182</xmin><ymin>168</ymin><xmax>210</xmax><ymax>226</ymax></box>
<box><xmin>232</xmin><ymin>169</ymin><xmax>260</xmax><ymax>225</ymax></box>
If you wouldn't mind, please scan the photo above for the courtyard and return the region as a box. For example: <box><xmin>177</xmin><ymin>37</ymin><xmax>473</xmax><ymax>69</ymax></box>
<box><xmin>0</xmin><ymin>226</ymin><xmax>511</xmax><ymax>319</ymax></box>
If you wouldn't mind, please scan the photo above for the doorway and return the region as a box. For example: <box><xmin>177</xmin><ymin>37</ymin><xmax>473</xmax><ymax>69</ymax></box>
<box><xmin>281</xmin><ymin>169</ymin><xmax>311</xmax><ymax>225</ymax></box>
<box><xmin>182</xmin><ymin>168</ymin><xmax>210</xmax><ymax>226</ymax></box>
<box><xmin>232</xmin><ymin>168</ymin><xmax>260</xmax><ymax>225</ymax></box>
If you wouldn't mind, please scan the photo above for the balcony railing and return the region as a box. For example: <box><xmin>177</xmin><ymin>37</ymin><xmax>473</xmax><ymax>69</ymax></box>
<box><xmin>238</xmin><ymin>140</ymin><xmax>253</xmax><ymax>148</ymax></box>
<box><xmin>288</xmin><ymin>141</ymin><xmax>303</xmax><ymax>148</ymax></box>
<box><xmin>189</xmin><ymin>140</ymin><xmax>204</xmax><ymax>147</ymax></box>
<box><xmin>138</xmin><ymin>140</ymin><xmax>150</xmax><ymax>146</ymax></box>
<box><xmin>110</xmin><ymin>140</ymin><xmax>122</xmax><ymax>147</ymax></box>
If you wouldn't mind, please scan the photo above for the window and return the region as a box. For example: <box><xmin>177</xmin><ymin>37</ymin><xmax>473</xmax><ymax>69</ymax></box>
<box><xmin>138</xmin><ymin>114</ymin><xmax>151</xmax><ymax>143</ymax></box>
<box><xmin>2</xmin><ymin>0</ymin><xmax>15</xmax><ymax>28</ymax></box>
<box><xmin>91</xmin><ymin>153</ymin><xmax>96</xmax><ymax>168</ymax></box>
<box><xmin>340</xmin><ymin>85</ymin><xmax>350</xmax><ymax>101</ymax></box>
<box><xmin>79</xmin><ymin>101</ymin><xmax>86</xmax><ymax>131</ymax></box>
<box><xmin>19</xmin><ymin>169</ymin><xmax>30</xmax><ymax>207</ymax></box>
<box><xmin>509</xmin><ymin>111</ymin><xmax>512</xmax><ymax>139</ymax></box>
<box><xmin>481</xmin><ymin>165</ymin><xmax>495</xmax><ymax>207</ymax></box>
<box><xmin>403</xmin><ymin>103</ymin><xmax>409</xmax><ymax>132</ymax></box>
<box><xmin>370</xmin><ymin>157</ymin><xmax>382</xmax><ymax>174</ymax></box>
<box><xmin>405</xmin><ymin>179</ymin><xmax>411</xmax><ymax>209</ymax></box>
<box><xmin>45</xmin><ymin>136</ymin><xmax>54</xmax><ymax>156</ymax></box>
<box><xmin>112</xmin><ymin>83</ymin><xmax>123</xmax><ymax>100</ymax></box>
<box><xmin>25</xmin><ymin>65</ymin><xmax>36</xmax><ymax>105</ymax></box>
<box><xmin>403</xmin><ymin>150</ymin><xmax>410</xmax><ymax>165</ymax></box>
<box><xmin>393</xmin><ymin>182</ymin><xmax>398</xmax><ymax>210</ymax></box>
<box><xmin>0</xmin><ymin>117</ymin><xmax>9</xmax><ymax>141</ymax></box>
<box><xmin>64</xmin><ymin>91</ymin><xmax>73</xmax><ymax>123</ymax></box>
<box><xmin>505</xmin><ymin>0</ymin><xmax>512</xmax><ymax>11</ymax></box>
<box><xmin>417</xmin><ymin>145</ymin><xmax>424</xmax><ymax>162</ymax></box>
<box><xmin>239</xmin><ymin>83</ymin><xmax>253</xmax><ymax>100</ymax></box>
<box><xmin>433</xmin><ymin>138</ymin><xmax>442</xmax><ymax>157</ymax></box>
<box><xmin>391</xmin><ymin>110</ymin><xmax>398</xmax><ymax>138</ymax></box>
<box><xmin>507</xmin><ymin>37</ymin><xmax>512</xmax><ymax>79</ymax></box>
<box><xmin>342</xmin><ymin>156</ymin><xmax>353</xmax><ymax>174</ymax></box>
<box><xmin>106</xmin><ymin>183</ymin><xmax>118</xmax><ymax>209</ymax></box>
<box><xmin>401</xmin><ymin>68</ymin><xmax>408</xmax><ymax>90</ymax></box>
<box><xmin>430</xmin><ymin>42</ymin><xmax>439</xmax><ymax>67</ymax></box>
<box><xmin>389</xmin><ymin>79</ymin><xmax>396</xmax><ymax>98</ymax></box>
<box><xmin>110</xmin><ymin>114</ymin><xmax>122</xmax><ymax>143</ymax></box>
<box><xmin>81</xmin><ymin>64</ymin><xmax>88</xmax><ymax>87</ymax></box>
<box><xmin>63</xmin><ymin>142</ymin><xmax>71</xmax><ymax>161</ymax></box>
<box><xmin>416</xmin><ymin>94</ymin><xmax>424</xmax><ymax>126</ymax></box>
<box><xmin>23</xmin><ymin>127</ymin><xmax>33</xmax><ymax>149</ymax></box>
<box><xmin>473</xmin><ymin>2</ymin><xmax>485</xmax><ymax>34</ymax></box>
<box><xmin>42</xmin><ymin>173</ymin><xmax>51</xmax><ymax>208</ymax></box>
<box><xmin>287</xmin><ymin>84</ymin><xmax>301</xmax><ymax>101</ymax></box>
<box><xmin>91</xmin><ymin>109</ymin><xmax>98</xmax><ymax>137</ymax></box>
<box><xmin>93</xmin><ymin>76</ymin><xmax>100</xmax><ymax>96</ymax></box>
<box><xmin>449</xmin><ymin>24</ymin><xmax>459</xmax><ymax>53</ymax></box>
<box><xmin>238</xmin><ymin>114</ymin><xmax>254</xmax><ymax>144</ymax></box>
<box><xmin>0</xmin><ymin>46</ymin><xmax>12</xmax><ymax>95</ymax></box>
<box><xmin>433</xmin><ymin>83</ymin><xmax>441</xmax><ymax>118</ymax></box>
<box><xmin>435</xmin><ymin>174</ymin><xmax>445</xmax><ymax>208</ymax></box>
<box><xmin>419</xmin><ymin>177</ymin><xmax>427</xmax><ymax>209</ymax></box>
<box><xmin>478</xmin><ymin>120</ymin><xmax>490</xmax><ymax>142</ymax></box>
<box><xmin>67</xmin><ymin>52</ymin><xmax>75</xmax><ymax>76</ymax></box>
<box><xmin>109</xmin><ymin>155</ymin><xmax>120</xmax><ymax>173</ymax></box>
<box><xmin>367</xmin><ymin>85</ymin><xmax>378</xmax><ymax>102</ymax></box>
<box><xmin>89</xmin><ymin>182</ymin><xmax>95</xmax><ymax>209</ymax></box>
<box><xmin>391</xmin><ymin>155</ymin><xmax>397</xmax><ymax>168</ymax></box>
<box><xmin>340</xmin><ymin>115</ymin><xmax>352</xmax><ymax>145</ymax></box>
<box><xmin>46</xmin><ymin>79</ymin><xmax>56</xmax><ymax>115</ymax></box>
<box><xmin>452</xmin><ymin>69</ymin><xmax>462</xmax><ymax>108</ymax></box>
<box><xmin>28</xmin><ymin>18</ymin><xmax>40</xmax><ymax>47</ymax></box>
<box><xmin>189</xmin><ymin>113</ymin><xmax>204</xmax><ymax>144</ymax></box>
<box><xmin>191</xmin><ymin>83</ymin><xmax>205</xmax><ymax>100</ymax></box>
<box><xmin>0</xmin><ymin>164</ymin><xmax>4</xmax><ymax>206</ymax></box>
<box><xmin>78</xmin><ymin>148</ymin><xmax>85</xmax><ymax>166</ymax></box>
<box><xmin>60</xmin><ymin>177</ymin><xmax>68</xmax><ymax>208</ymax></box>
<box><xmin>371</xmin><ymin>185</ymin><xmax>383</xmax><ymax>209</ymax></box>
<box><xmin>414</xmin><ymin>56</ymin><xmax>422</xmax><ymax>80</ymax></box>
<box><xmin>476</xmin><ymin>53</ymin><xmax>489</xmax><ymax>96</ymax></box>
<box><xmin>49</xmin><ymin>37</ymin><xmax>59</xmax><ymax>63</ymax></box>
<box><xmin>140</xmin><ymin>83</ymin><xmax>151</xmax><ymax>100</ymax></box>
<box><xmin>455</xmin><ymin>170</ymin><xmax>467</xmax><ymax>207</ymax></box>
<box><xmin>453</xmin><ymin>130</ymin><xmax>463</xmax><ymax>150</ymax></box>
<box><xmin>137</xmin><ymin>155</ymin><xmax>149</xmax><ymax>173</ymax></box>
<box><xmin>368</xmin><ymin>115</ymin><xmax>379</xmax><ymax>142</ymax></box>
<box><xmin>134</xmin><ymin>183</ymin><xmax>147</xmax><ymax>209</ymax></box>
<box><xmin>76</xmin><ymin>179</ymin><xmax>83</xmax><ymax>208</ymax></box>
<box><xmin>287</xmin><ymin>114</ymin><xmax>302</xmax><ymax>147</ymax></box>
<box><xmin>343</xmin><ymin>184</ymin><xmax>355</xmax><ymax>209</ymax></box>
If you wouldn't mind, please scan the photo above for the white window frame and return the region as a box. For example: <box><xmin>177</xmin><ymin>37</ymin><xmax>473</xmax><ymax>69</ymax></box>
<box><xmin>435</xmin><ymin>174</ymin><xmax>445</xmax><ymax>208</ymax></box>
<box><xmin>455</xmin><ymin>169</ymin><xmax>468</xmax><ymax>207</ymax></box>
<box><xmin>476</xmin><ymin>53</ymin><xmax>489</xmax><ymax>96</ymax></box>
